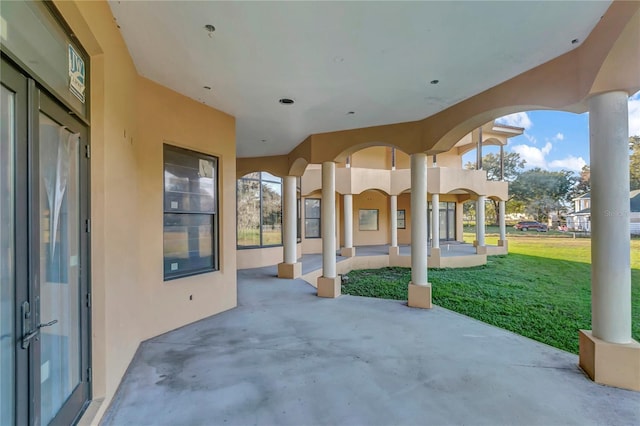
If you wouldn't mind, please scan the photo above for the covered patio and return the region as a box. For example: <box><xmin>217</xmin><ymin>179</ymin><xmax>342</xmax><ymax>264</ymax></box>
<box><xmin>101</xmin><ymin>265</ymin><xmax>638</xmax><ymax>425</ymax></box>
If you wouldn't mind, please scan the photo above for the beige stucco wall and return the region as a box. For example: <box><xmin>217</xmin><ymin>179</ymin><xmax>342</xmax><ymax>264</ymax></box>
<box><xmin>136</xmin><ymin>77</ymin><xmax>237</xmax><ymax>342</ymax></box>
<box><xmin>436</xmin><ymin>151</ymin><xmax>462</xmax><ymax>168</ymax></box>
<box><xmin>236</xmin><ymin>244</ymin><xmax>302</xmax><ymax>269</ymax></box>
<box><xmin>353</xmin><ymin>190</ymin><xmax>390</xmax><ymax>246</ymax></box>
<box><xmin>351</xmin><ymin>146</ymin><xmax>391</xmax><ymax>169</ymax></box>
<box><xmin>54</xmin><ymin>1</ymin><xmax>238</xmax><ymax>422</ymax></box>
<box><xmin>397</xmin><ymin>193</ymin><xmax>412</xmax><ymax>244</ymax></box>
<box><xmin>395</xmin><ymin>150</ymin><xmax>411</xmax><ymax>169</ymax></box>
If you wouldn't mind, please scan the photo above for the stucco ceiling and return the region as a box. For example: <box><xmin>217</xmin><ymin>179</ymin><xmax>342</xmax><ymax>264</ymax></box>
<box><xmin>108</xmin><ymin>1</ymin><xmax>611</xmax><ymax>158</ymax></box>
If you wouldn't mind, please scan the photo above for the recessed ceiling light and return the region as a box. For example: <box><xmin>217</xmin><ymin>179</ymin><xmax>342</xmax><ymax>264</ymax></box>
<box><xmin>571</xmin><ymin>38</ymin><xmax>579</xmax><ymax>45</ymax></box>
<box><xmin>279</xmin><ymin>98</ymin><xmax>294</xmax><ymax>105</ymax></box>
<box><xmin>430</xmin><ymin>80</ymin><xmax>439</xmax><ymax>85</ymax></box>
<box><xmin>203</xmin><ymin>86</ymin><xmax>212</xmax><ymax>90</ymax></box>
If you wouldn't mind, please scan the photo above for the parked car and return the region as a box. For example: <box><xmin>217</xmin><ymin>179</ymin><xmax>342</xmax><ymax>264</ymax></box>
<box><xmin>514</xmin><ymin>221</ymin><xmax>548</xmax><ymax>232</ymax></box>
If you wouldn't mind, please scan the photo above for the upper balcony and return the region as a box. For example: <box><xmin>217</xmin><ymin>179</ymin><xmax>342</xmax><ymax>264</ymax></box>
<box><xmin>301</xmin><ymin>166</ymin><xmax>508</xmax><ymax>200</ymax></box>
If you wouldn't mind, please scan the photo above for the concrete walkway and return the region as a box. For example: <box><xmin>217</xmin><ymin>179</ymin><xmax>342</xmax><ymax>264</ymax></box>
<box><xmin>102</xmin><ymin>266</ymin><xmax>640</xmax><ymax>425</ymax></box>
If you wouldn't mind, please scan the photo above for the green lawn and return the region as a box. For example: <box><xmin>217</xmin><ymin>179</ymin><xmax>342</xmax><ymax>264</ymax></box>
<box><xmin>341</xmin><ymin>236</ymin><xmax>640</xmax><ymax>354</ymax></box>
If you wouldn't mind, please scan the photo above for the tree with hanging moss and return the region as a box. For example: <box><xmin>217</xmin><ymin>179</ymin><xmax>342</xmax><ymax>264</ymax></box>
<box><xmin>510</xmin><ymin>168</ymin><xmax>577</xmax><ymax>221</ymax></box>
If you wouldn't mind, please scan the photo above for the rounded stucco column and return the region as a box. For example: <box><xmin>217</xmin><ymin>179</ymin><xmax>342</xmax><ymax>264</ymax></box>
<box><xmin>499</xmin><ymin>200</ymin><xmax>506</xmax><ymax>241</ymax></box>
<box><xmin>410</xmin><ymin>153</ymin><xmax>428</xmax><ymax>285</ymax></box>
<box><xmin>322</xmin><ymin>162</ymin><xmax>336</xmax><ymax>279</ymax></box>
<box><xmin>431</xmin><ymin>193</ymin><xmax>440</xmax><ymax>249</ymax></box>
<box><xmin>282</xmin><ymin>176</ymin><xmax>297</xmax><ymax>264</ymax></box>
<box><xmin>589</xmin><ymin>91</ymin><xmax>631</xmax><ymax>344</ymax></box>
<box><xmin>344</xmin><ymin>194</ymin><xmax>353</xmax><ymax>249</ymax></box>
<box><xmin>278</xmin><ymin>176</ymin><xmax>301</xmax><ymax>278</ymax></box>
<box><xmin>476</xmin><ymin>196</ymin><xmax>486</xmax><ymax>247</ymax></box>
<box><xmin>390</xmin><ymin>195</ymin><xmax>398</xmax><ymax>247</ymax></box>
<box><xmin>340</xmin><ymin>193</ymin><xmax>356</xmax><ymax>257</ymax></box>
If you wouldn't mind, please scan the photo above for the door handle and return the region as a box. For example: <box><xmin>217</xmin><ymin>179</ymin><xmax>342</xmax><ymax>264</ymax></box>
<box><xmin>22</xmin><ymin>329</ymin><xmax>39</xmax><ymax>348</ymax></box>
<box><xmin>21</xmin><ymin>301</ymin><xmax>35</xmax><ymax>349</ymax></box>
<box><xmin>38</xmin><ymin>319</ymin><xmax>58</xmax><ymax>328</ymax></box>
<box><xmin>21</xmin><ymin>299</ymin><xmax>59</xmax><ymax>349</ymax></box>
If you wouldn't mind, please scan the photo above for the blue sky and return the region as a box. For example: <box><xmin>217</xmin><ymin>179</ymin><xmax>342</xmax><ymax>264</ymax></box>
<box><xmin>463</xmin><ymin>90</ymin><xmax>640</xmax><ymax>173</ymax></box>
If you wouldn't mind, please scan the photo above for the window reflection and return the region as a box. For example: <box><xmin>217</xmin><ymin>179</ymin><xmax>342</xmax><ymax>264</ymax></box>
<box><xmin>237</xmin><ymin>172</ymin><xmax>283</xmax><ymax>247</ymax></box>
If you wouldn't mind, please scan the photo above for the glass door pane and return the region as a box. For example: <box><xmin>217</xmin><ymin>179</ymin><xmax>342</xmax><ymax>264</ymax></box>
<box><xmin>447</xmin><ymin>203</ymin><xmax>456</xmax><ymax>241</ymax></box>
<box><xmin>0</xmin><ymin>82</ymin><xmax>16</xmax><ymax>426</ymax></box>
<box><xmin>439</xmin><ymin>202</ymin><xmax>447</xmax><ymax>242</ymax></box>
<box><xmin>38</xmin><ymin>112</ymin><xmax>82</xmax><ymax>425</ymax></box>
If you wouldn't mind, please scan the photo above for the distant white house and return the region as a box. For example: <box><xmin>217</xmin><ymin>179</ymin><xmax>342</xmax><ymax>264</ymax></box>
<box><xmin>566</xmin><ymin>193</ymin><xmax>592</xmax><ymax>232</ymax></box>
<box><xmin>566</xmin><ymin>190</ymin><xmax>640</xmax><ymax>235</ymax></box>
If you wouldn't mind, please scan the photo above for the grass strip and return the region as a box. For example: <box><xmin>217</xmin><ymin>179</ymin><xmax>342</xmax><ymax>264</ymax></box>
<box><xmin>342</xmin><ymin>238</ymin><xmax>640</xmax><ymax>354</ymax></box>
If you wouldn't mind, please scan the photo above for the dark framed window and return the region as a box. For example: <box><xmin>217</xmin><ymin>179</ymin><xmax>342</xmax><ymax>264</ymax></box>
<box><xmin>304</xmin><ymin>198</ymin><xmax>321</xmax><ymax>238</ymax></box>
<box><xmin>237</xmin><ymin>172</ymin><xmax>283</xmax><ymax>248</ymax></box>
<box><xmin>427</xmin><ymin>201</ymin><xmax>456</xmax><ymax>241</ymax></box>
<box><xmin>359</xmin><ymin>209</ymin><xmax>379</xmax><ymax>231</ymax></box>
<box><xmin>163</xmin><ymin>144</ymin><xmax>218</xmax><ymax>280</ymax></box>
<box><xmin>397</xmin><ymin>209</ymin><xmax>406</xmax><ymax>229</ymax></box>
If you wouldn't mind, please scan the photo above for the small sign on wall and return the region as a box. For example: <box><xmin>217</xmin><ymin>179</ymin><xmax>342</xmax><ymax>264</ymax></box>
<box><xmin>68</xmin><ymin>44</ymin><xmax>85</xmax><ymax>103</ymax></box>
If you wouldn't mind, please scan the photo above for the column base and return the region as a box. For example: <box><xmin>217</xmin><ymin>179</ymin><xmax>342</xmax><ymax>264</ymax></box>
<box><xmin>388</xmin><ymin>246</ymin><xmax>399</xmax><ymax>256</ymax></box>
<box><xmin>340</xmin><ymin>247</ymin><xmax>356</xmax><ymax>257</ymax></box>
<box><xmin>317</xmin><ymin>276</ymin><xmax>341</xmax><ymax>298</ymax></box>
<box><xmin>475</xmin><ymin>245</ymin><xmax>487</xmax><ymax>255</ymax></box>
<box><xmin>428</xmin><ymin>248</ymin><xmax>441</xmax><ymax>268</ymax></box>
<box><xmin>579</xmin><ymin>330</ymin><xmax>640</xmax><ymax>391</ymax></box>
<box><xmin>277</xmin><ymin>262</ymin><xmax>302</xmax><ymax>279</ymax></box>
<box><xmin>498</xmin><ymin>239</ymin><xmax>508</xmax><ymax>248</ymax></box>
<box><xmin>407</xmin><ymin>283</ymin><xmax>432</xmax><ymax>309</ymax></box>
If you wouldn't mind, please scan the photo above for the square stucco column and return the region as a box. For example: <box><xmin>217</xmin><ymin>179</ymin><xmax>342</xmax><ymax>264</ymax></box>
<box><xmin>474</xmin><ymin>195</ymin><xmax>487</xmax><ymax>255</ymax></box>
<box><xmin>408</xmin><ymin>153</ymin><xmax>431</xmax><ymax>308</ymax></box>
<box><xmin>579</xmin><ymin>90</ymin><xmax>639</xmax><ymax>391</ymax></box>
<box><xmin>389</xmin><ymin>195</ymin><xmax>398</xmax><ymax>256</ymax></box>
<box><xmin>318</xmin><ymin>162</ymin><xmax>341</xmax><ymax>298</ymax></box>
<box><xmin>340</xmin><ymin>194</ymin><xmax>356</xmax><ymax>257</ymax></box>
<box><xmin>278</xmin><ymin>176</ymin><xmax>301</xmax><ymax>279</ymax></box>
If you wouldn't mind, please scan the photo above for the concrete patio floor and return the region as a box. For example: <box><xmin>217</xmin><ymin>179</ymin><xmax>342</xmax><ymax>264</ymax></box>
<box><xmin>102</xmin><ymin>265</ymin><xmax>640</xmax><ymax>425</ymax></box>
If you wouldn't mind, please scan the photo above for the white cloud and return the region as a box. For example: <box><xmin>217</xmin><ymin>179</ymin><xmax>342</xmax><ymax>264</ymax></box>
<box><xmin>555</xmin><ymin>132</ymin><xmax>564</xmax><ymax>141</ymax></box>
<box><xmin>511</xmin><ymin>141</ymin><xmax>585</xmax><ymax>172</ymax></box>
<box><xmin>496</xmin><ymin>112</ymin><xmax>533</xmax><ymax>130</ymax></box>
<box><xmin>511</xmin><ymin>142</ymin><xmax>552</xmax><ymax>169</ymax></box>
<box><xmin>549</xmin><ymin>155</ymin><xmax>586</xmax><ymax>172</ymax></box>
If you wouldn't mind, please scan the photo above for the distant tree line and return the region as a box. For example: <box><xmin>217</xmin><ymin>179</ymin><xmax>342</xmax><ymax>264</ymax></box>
<box><xmin>465</xmin><ymin>135</ymin><xmax>639</xmax><ymax>224</ymax></box>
